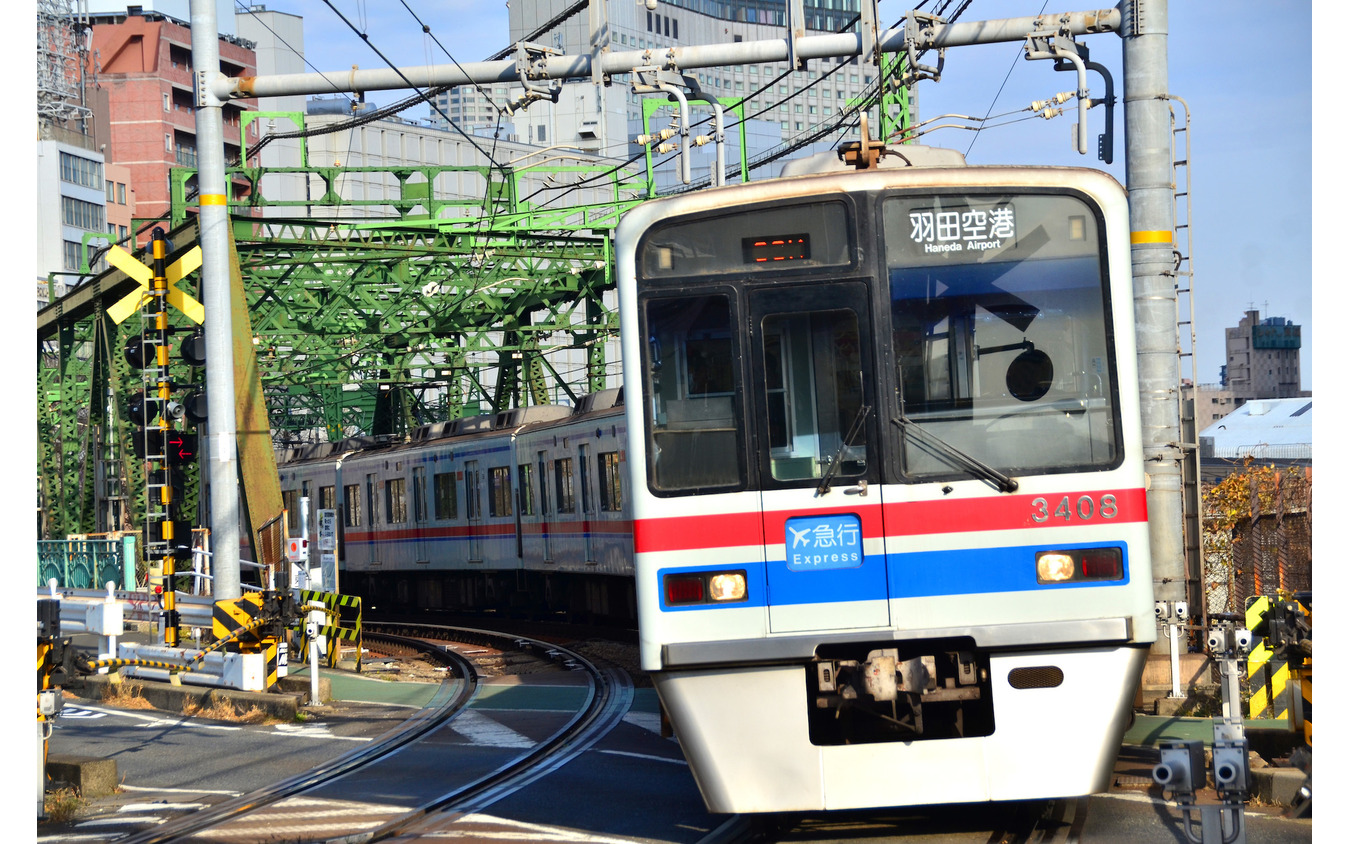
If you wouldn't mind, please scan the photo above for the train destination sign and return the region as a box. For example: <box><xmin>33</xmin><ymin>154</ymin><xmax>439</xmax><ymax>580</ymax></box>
<box><xmin>785</xmin><ymin>513</ymin><xmax>863</xmax><ymax>571</ymax></box>
<box><xmin>907</xmin><ymin>204</ymin><xmax>1016</xmax><ymax>254</ymax></box>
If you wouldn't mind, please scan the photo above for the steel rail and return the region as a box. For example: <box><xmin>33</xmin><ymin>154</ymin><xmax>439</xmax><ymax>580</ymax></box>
<box><xmin>110</xmin><ymin>632</ymin><xmax>478</xmax><ymax>844</ymax></box>
<box><xmin>346</xmin><ymin>623</ymin><xmax>636</xmax><ymax>843</ymax></box>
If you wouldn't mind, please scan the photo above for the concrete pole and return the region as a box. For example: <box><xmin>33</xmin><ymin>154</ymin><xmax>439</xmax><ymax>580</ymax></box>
<box><xmin>1121</xmin><ymin>0</ymin><xmax>1184</xmax><ymax>653</ymax></box>
<box><xmin>189</xmin><ymin>0</ymin><xmax>241</xmax><ymax>600</ymax></box>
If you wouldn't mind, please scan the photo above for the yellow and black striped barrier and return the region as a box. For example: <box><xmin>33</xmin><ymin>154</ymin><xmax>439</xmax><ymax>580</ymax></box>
<box><xmin>297</xmin><ymin>590</ymin><xmax>363</xmax><ymax>672</ymax></box>
<box><xmin>1247</xmin><ymin>592</ymin><xmax>1312</xmax><ymax>740</ymax></box>
<box><xmin>1246</xmin><ymin>596</ymin><xmax>1288</xmax><ymax>720</ymax></box>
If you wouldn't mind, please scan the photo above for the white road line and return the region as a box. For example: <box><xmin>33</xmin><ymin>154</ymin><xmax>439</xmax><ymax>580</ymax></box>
<box><xmin>450</xmin><ymin>708</ymin><xmax>535</xmax><ymax>748</ymax></box>
<box><xmin>118</xmin><ymin>783</ymin><xmax>240</xmax><ymax>796</ymax></box>
<box><xmin>271</xmin><ymin>722</ymin><xmax>373</xmax><ymax>742</ymax></box>
<box><xmin>427</xmin><ymin>813</ymin><xmax>674</xmax><ymax>842</ymax></box>
<box><xmin>75</xmin><ymin>816</ymin><xmax>166</xmax><ymax>827</ymax></box>
<box><xmin>61</xmin><ymin>705</ymin><xmax>241</xmax><ymax>732</ymax></box>
<box><xmin>596</xmin><ymin>748</ymin><xmax>688</xmax><ymax>766</ymax></box>
<box><xmin>117</xmin><ymin>803</ymin><xmax>207</xmax><ymax>812</ymax></box>
<box><xmin>621</xmin><ymin>711</ymin><xmax>662</xmax><ymax>734</ymax></box>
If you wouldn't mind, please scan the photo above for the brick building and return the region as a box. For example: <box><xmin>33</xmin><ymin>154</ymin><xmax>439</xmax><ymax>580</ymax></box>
<box><xmin>85</xmin><ymin>8</ymin><xmax>258</xmax><ymax>229</ymax></box>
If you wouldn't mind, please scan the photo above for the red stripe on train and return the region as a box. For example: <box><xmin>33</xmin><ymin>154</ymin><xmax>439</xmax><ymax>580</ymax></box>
<box><xmin>633</xmin><ymin>488</ymin><xmax>1148</xmax><ymax>554</ymax></box>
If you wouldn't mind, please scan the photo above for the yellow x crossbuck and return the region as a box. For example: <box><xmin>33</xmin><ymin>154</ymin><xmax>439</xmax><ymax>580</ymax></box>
<box><xmin>106</xmin><ymin>244</ymin><xmax>205</xmax><ymax>325</ymax></box>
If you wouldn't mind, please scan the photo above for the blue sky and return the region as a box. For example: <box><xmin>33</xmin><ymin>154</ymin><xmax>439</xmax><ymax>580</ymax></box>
<box><xmin>256</xmin><ymin>0</ymin><xmax>1313</xmax><ymax>390</ymax></box>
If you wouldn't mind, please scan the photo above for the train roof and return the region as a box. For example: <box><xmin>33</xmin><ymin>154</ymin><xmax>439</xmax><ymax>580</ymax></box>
<box><xmin>275</xmin><ymin>389</ymin><xmax>625</xmax><ymax>466</ymax></box>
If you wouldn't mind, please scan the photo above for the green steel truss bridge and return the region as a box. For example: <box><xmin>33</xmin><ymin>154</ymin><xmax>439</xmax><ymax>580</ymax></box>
<box><xmin>38</xmin><ymin>157</ymin><xmax>646</xmax><ymax>540</ymax></box>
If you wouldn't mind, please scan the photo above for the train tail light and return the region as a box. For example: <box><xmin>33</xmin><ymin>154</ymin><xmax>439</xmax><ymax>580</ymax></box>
<box><xmin>1036</xmin><ymin>547</ymin><xmax>1124</xmax><ymax>584</ymax></box>
<box><xmin>664</xmin><ymin>570</ymin><xmax>749</xmax><ymax>605</ymax></box>
<box><xmin>665</xmin><ymin>575</ymin><xmax>705</xmax><ymax>605</ymax></box>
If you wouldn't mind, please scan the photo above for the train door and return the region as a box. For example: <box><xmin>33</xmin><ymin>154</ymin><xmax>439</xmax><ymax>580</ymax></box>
<box><xmin>748</xmin><ymin>282</ymin><xmax>888</xmax><ymax>634</ymax></box>
<box><xmin>465</xmin><ymin>459</ymin><xmax>483</xmax><ymax>561</ymax></box>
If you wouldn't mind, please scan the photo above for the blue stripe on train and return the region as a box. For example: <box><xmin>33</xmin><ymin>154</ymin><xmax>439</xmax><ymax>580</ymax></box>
<box><xmin>656</xmin><ymin>541</ymin><xmax>1129</xmax><ymax>612</ymax></box>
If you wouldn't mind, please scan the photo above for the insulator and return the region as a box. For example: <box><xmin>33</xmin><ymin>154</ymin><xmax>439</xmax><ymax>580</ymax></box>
<box><xmin>691</xmin><ymin>135</ymin><xmax>712</xmax><ymax>147</ymax></box>
<box><xmin>1030</xmin><ymin>92</ymin><xmax>1074</xmax><ymax>111</ymax></box>
<box><xmin>1039</xmin><ymin>107</ymin><xmax>1062</xmax><ymax>120</ymax></box>
<box><xmin>656</xmin><ymin>142</ymin><xmax>678</xmax><ymax>154</ymax></box>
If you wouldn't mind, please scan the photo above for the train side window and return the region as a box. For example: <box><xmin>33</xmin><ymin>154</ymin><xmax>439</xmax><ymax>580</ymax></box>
<box><xmin>537</xmin><ymin>453</ymin><xmax>550</xmax><ymax>514</ymax></box>
<box><xmin>517</xmin><ymin>463</ymin><xmax>535</xmax><ymax>515</ymax></box>
<box><xmin>365</xmin><ymin>474</ymin><xmax>378</xmax><ymax>525</ymax></box>
<box><xmin>282</xmin><ymin>489</ymin><xmax>299</xmax><ymax>529</ymax></box>
<box><xmin>489</xmin><ymin>466</ymin><xmax>513</xmax><ymax>517</ymax></box>
<box><xmin>555</xmin><ymin>458</ymin><xmax>576</xmax><ymax>512</ymax></box>
<box><xmin>385</xmin><ymin>477</ymin><xmax>407</xmax><ymax>524</ymax></box>
<box><xmin>465</xmin><ymin>462</ymin><xmax>482</xmax><ymax>520</ymax></box>
<box><xmin>343</xmin><ymin>483</ymin><xmax>361</xmax><ymax>527</ymax></box>
<box><xmin>433</xmin><ymin>471</ymin><xmax>457</xmax><ymax>520</ymax></box>
<box><xmin>641</xmin><ymin>293</ymin><xmax>745</xmax><ymax>493</ymax></box>
<box><xmin>599</xmin><ymin>451</ymin><xmax>622</xmax><ymax>511</ymax></box>
<box><xmin>320</xmin><ymin>485</ymin><xmax>335</xmax><ymax>512</ymax></box>
<box><xmin>579</xmin><ymin>445</ymin><xmax>594</xmax><ymax>514</ymax></box>
<box><xmin>412</xmin><ymin>467</ymin><xmax>427</xmax><ymax>522</ymax></box>
<box><xmin>761</xmin><ymin>308</ymin><xmax>868</xmax><ymax>482</ymax></box>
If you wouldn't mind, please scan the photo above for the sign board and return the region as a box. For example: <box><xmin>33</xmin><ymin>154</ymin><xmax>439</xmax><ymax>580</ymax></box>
<box><xmin>318</xmin><ymin>509</ymin><xmax>339</xmax><ymax>593</ymax></box>
<box><xmin>784</xmin><ymin>513</ymin><xmax>863</xmax><ymax>571</ymax></box>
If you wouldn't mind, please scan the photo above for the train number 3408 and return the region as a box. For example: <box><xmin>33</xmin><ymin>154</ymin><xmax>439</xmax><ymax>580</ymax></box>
<box><xmin>1030</xmin><ymin>494</ymin><xmax>1118</xmax><ymax>523</ymax></box>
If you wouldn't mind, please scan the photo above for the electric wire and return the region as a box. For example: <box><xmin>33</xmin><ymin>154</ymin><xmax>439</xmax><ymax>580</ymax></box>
<box><xmin>965</xmin><ymin>0</ymin><xmax>1050</xmax><ymax>157</ymax></box>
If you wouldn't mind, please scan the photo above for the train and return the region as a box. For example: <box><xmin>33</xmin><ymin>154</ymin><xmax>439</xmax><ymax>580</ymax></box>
<box><xmin>276</xmin><ymin>388</ymin><xmax>637</xmax><ymax>622</ymax></box>
<box><xmin>615</xmin><ymin>145</ymin><xmax>1155</xmax><ymax>813</ymax></box>
<box><xmin>278</xmin><ymin>141</ymin><xmax>1156</xmax><ymax>815</ymax></box>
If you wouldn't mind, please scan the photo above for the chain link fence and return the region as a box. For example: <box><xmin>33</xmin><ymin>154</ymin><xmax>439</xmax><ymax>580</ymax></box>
<box><xmin>1202</xmin><ymin>466</ymin><xmax>1312</xmax><ymax>615</ymax></box>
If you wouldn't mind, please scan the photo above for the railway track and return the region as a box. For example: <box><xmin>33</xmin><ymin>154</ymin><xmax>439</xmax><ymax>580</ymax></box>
<box><xmin>103</xmin><ymin>625</ymin><xmax>631</xmax><ymax>844</ymax></box>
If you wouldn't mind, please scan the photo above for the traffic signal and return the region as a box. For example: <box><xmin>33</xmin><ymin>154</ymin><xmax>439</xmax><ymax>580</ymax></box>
<box><xmin>180</xmin><ymin>331</ymin><xmax>207</xmax><ymax>424</ymax></box>
<box><xmin>132</xmin><ymin>428</ymin><xmax>198</xmax><ymax>462</ymax></box>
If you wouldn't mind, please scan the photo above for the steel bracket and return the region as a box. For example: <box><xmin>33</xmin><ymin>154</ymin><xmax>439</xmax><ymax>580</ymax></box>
<box><xmin>507</xmin><ymin>42</ymin><xmax>563</xmax><ymax>114</ymax></box>
<box><xmin>902</xmin><ymin>10</ymin><xmax>946</xmax><ymax>85</ymax></box>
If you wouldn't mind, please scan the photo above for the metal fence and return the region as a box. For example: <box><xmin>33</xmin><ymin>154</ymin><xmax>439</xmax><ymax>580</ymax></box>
<box><xmin>1202</xmin><ymin>466</ymin><xmax>1312</xmax><ymax>615</ymax></box>
<box><xmin>38</xmin><ymin>536</ymin><xmax>136</xmax><ymax>590</ymax></box>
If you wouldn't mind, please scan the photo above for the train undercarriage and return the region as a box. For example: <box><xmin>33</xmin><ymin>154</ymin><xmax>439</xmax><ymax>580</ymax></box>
<box><xmin>343</xmin><ymin>569</ymin><xmax>638</xmax><ymax>626</ymax></box>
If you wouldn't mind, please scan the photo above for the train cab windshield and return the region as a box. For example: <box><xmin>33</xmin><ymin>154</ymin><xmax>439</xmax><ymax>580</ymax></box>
<box><xmin>635</xmin><ymin>189</ymin><xmax>1121</xmax><ymax>497</ymax></box>
<box><xmin>883</xmin><ymin>192</ymin><xmax>1120</xmax><ymax>478</ymax></box>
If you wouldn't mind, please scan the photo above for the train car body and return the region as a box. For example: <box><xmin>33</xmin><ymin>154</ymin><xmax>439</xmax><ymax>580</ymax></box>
<box><xmin>616</xmin><ymin>147</ymin><xmax>1156</xmax><ymax>813</ymax></box>
<box><xmin>277</xmin><ymin>394</ymin><xmax>634</xmax><ymax>620</ymax></box>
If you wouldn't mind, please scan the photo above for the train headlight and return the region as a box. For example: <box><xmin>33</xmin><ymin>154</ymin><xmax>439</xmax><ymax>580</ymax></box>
<box><xmin>1036</xmin><ymin>553</ymin><xmax>1076</xmax><ymax>583</ymax></box>
<box><xmin>709</xmin><ymin>573</ymin><xmax>747</xmax><ymax>602</ymax></box>
<box><xmin>1036</xmin><ymin>547</ymin><xmax>1124</xmax><ymax>584</ymax></box>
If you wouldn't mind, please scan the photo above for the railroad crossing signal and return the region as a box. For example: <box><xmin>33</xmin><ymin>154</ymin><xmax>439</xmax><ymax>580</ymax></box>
<box><xmin>105</xmin><ymin>243</ymin><xmax>205</xmax><ymax>324</ymax></box>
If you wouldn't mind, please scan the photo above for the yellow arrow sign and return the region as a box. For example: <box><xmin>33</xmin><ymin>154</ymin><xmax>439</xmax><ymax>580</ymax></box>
<box><xmin>106</xmin><ymin>245</ymin><xmax>205</xmax><ymax>325</ymax></box>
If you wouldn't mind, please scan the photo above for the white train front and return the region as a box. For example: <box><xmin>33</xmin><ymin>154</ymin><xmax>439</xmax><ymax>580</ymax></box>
<box><xmin>616</xmin><ymin>148</ymin><xmax>1156</xmax><ymax>813</ymax></box>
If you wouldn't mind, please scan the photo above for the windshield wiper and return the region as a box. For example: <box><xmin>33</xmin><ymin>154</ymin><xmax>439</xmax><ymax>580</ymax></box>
<box><xmin>817</xmin><ymin>404</ymin><xmax>871</xmax><ymax>496</ymax></box>
<box><xmin>891</xmin><ymin>414</ymin><xmax>1019</xmax><ymax>494</ymax></box>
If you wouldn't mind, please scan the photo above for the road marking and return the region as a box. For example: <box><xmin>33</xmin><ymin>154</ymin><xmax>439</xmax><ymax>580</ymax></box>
<box><xmin>271</xmin><ymin>722</ymin><xmax>373</xmax><ymax>742</ymax></box>
<box><xmin>118</xmin><ymin>783</ymin><xmax>240</xmax><ymax>796</ymax></box>
<box><xmin>118</xmin><ymin>803</ymin><xmax>207</xmax><ymax>812</ymax></box>
<box><xmin>445</xmin><ymin>813</ymin><xmax>676</xmax><ymax>842</ymax></box>
<box><xmin>63</xmin><ymin>705</ymin><xmax>241</xmax><ymax>732</ymax></box>
<box><xmin>621</xmin><ymin>711</ymin><xmax>662</xmax><ymax>734</ymax></box>
<box><xmin>450</xmin><ymin>708</ymin><xmax>535</xmax><ymax>748</ymax></box>
<box><xmin>58</xmin><ymin>707</ymin><xmax>107</xmax><ymax>719</ymax></box>
<box><xmin>596</xmin><ymin>749</ymin><xmax>687</xmax><ymax>766</ymax></box>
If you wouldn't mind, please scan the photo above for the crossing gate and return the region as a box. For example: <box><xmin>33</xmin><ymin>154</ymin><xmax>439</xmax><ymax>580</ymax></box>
<box><xmin>298</xmin><ymin>589</ymin><xmax>363</xmax><ymax>672</ymax></box>
<box><xmin>212</xmin><ymin>593</ymin><xmax>282</xmax><ymax>689</ymax></box>
<box><xmin>1246</xmin><ymin>593</ymin><xmax>1312</xmax><ymax>740</ymax></box>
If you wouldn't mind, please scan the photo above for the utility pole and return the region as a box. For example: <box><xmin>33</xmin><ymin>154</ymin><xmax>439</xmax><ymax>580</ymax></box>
<box><xmin>1121</xmin><ymin>0</ymin><xmax>1185</xmax><ymax>653</ymax></box>
<box><xmin>189</xmin><ymin>0</ymin><xmax>241</xmax><ymax>600</ymax></box>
